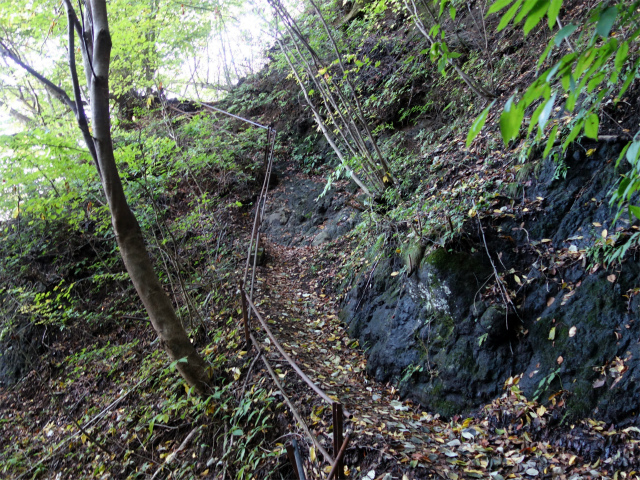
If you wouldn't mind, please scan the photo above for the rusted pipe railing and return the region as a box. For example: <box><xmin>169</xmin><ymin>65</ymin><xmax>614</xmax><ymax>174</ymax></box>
<box><xmin>243</xmin><ymin>127</ymin><xmax>276</xmax><ymax>289</ymax></box>
<box><xmin>332</xmin><ymin>402</ymin><xmax>345</xmax><ymax>479</ymax></box>
<box><xmin>241</xmin><ymin>289</ymin><xmax>351</xmax><ymax>418</ymax></box>
<box><xmin>251</xmin><ymin>333</ymin><xmax>334</xmax><ymax>466</ymax></box>
<box><xmin>326</xmin><ymin>434</ymin><xmax>351</xmax><ymax>480</ymax></box>
<box><xmin>236</xmin><ymin>119</ymin><xmax>353</xmax><ymax>478</ymax></box>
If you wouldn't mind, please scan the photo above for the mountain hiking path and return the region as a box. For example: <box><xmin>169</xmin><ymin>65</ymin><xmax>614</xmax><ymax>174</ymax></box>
<box><xmin>241</xmin><ymin>170</ymin><xmax>637</xmax><ymax>479</ymax></box>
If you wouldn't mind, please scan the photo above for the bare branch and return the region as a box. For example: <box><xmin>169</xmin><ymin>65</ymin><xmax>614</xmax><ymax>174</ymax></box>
<box><xmin>0</xmin><ymin>40</ymin><xmax>77</xmax><ymax>114</ymax></box>
<box><xmin>63</xmin><ymin>0</ymin><xmax>100</xmax><ymax>175</ymax></box>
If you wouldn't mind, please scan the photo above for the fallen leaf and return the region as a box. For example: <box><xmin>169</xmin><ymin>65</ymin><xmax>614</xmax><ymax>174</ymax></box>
<box><xmin>593</xmin><ymin>377</ymin><xmax>606</xmax><ymax>388</ymax></box>
<box><xmin>607</xmin><ymin>274</ymin><xmax>616</xmax><ymax>283</ymax></box>
<box><xmin>569</xmin><ymin>326</ymin><xmax>577</xmax><ymax>337</ymax></box>
<box><xmin>548</xmin><ymin>326</ymin><xmax>556</xmax><ymax>340</ymax></box>
<box><xmin>557</xmin><ymin>355</ymin><xmax>563</xmax><ymax>365</ymax></box>
<box><xmin>390</xmin><ymin>271</ymin><xmax>399</xmax><ymax>277</ymax></box>
<box><xmin>546</xmin><ymin>297</ymin><xmax>555</xmax><ymax>307</ymax></box>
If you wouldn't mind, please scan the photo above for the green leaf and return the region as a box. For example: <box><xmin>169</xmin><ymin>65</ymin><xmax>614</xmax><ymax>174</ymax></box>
<box><xmin>497</xmin><ymin>0</ymin><xmax>523</xmax><ymax>31</ymax></box>
<box><xmin>562</xmin><ymin>118</ymin><xmax>584</xmax><ymax>150</ymax></box>
<box><xmin>584</xmin><ymin>113</ymin><xmax>599</xmax><ymax>139</ymax></box>
<box><xmin>523</xmin><ymin>0</ymin><xmax>548</xmax><ymax>34</ymax></box>
<box><xmin>565</xmin><ymin>90</ymin><xmax>577</xmax><ymax>111</ymax></box>
<box><xmin>547</xmin><ymin>0</ymin><xmax>562</xmax><ymax>28</ymax></box>
<box><xmin>499</xmin><ymin>97</ymin><xmax>524</xmax><ymax>144</ymax></box>
<box><xmin>466</xmin><ymin>101</ymin><xmax>495</xmax><ymax>147</ymax></box>
<box><xmin>554</xmin><ymin>24</ymin><xmax>577</xmax><ymax>46</ymax></box>
<box><xmin>488</xmin><ymin>0</ymin><xmax>514</xmax><ymax>15</ymax></box>
<box><xmin>587</xmin><ymin>72</ymin><xmax>605</xmax><ymax>93</ymax></box>
<box><xmin>450</xmin><ymin>6</ymin><xmax>457</xmax><ymax>20</ymax></box>
<box><xmin>439</xmin><ymin>0</ymin><xmax>448</xmax><ymax>17</ymax></box>
<box><xmin>529</xmin><ymin>102</ymin><xmax>546</xmax><ymax>136</ymax></box>
<box><xmin>627</xmin><ymin>140</ymin><xmax>640</xmax><ymax>166</ymax></box>
<box><xmin>614</xmin><ymin>41</ymin><xmax>629</xmax><ymax>71</ymax></box>
<box><xmin>596</xmin><ymin>6</ymin><xmax>617</xmax><ymax>38</ymax></box>
<box><xmin>629</xmin><ymin>205</ymin><xmax>640</xmax><ymax>220</ymax></box>
<box><xmin>232</xmin><ymin>428</ymin><xmax>244</xmax><ymax>436</ymax></box>
<box><xmin>514</xmin><ymin>0</ymin><xmax>538</xmax><ymax>23</ymax></box>
<box><xmin>620</xmin><ymin>59</ymin><xmax>640</xmax><ymax>98</ymax></box>
<box><xmin>538</xmin><ymin>93</ymin><xmax>557</xmax><ymax>132</ymax></box>
<box><xmin>543</xmin><ymin>124</ymin><xmax>559</xmax><ymax>157</ymax></box>
<box><xmin>560</xmin><ymin>69</ymin><xmax>576</xmax><ymax>91</ymax></box>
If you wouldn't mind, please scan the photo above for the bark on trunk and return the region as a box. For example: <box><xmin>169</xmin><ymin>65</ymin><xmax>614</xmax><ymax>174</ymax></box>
<box><xmin>81</xmin><ymin>0</ymin><xmax>211</xmax><ymax>393</ymax></box>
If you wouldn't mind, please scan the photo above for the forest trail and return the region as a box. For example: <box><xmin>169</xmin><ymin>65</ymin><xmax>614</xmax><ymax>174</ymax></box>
<box><xmin>248</xmin><ymin>238</ymin><xmax>437</xmax><ymax>476</ymax></box>
<box><xmin>241</xmin><ymin>174</ymin><xmax>638</xmax><ymax>479</ymax></box>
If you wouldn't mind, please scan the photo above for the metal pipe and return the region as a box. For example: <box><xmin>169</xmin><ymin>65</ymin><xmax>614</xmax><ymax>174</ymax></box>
<box><xmin>251</xmin><ymin>334</ymin><xmax>334</xmax><ymax>466</ymax></box>
<box><xmin>291</xmin><ymin>439</ymin><xmax>307</xmax><ymax>480</ymax></box>
<box><xmin>326</xmin><ymin>434</ymin><xmax>351</xmax><ymax>480</ymax></box>
<box><xmin>242</xmin><ymin>290</ymin><xmax>351</xmax><ymax>418</ymax></box>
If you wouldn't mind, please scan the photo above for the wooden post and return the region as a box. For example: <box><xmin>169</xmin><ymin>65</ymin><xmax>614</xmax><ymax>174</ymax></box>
<box><xmin>332</xmin><ymin>402</ymin><xmax>344</xmax><ymax>479</ymax></box>
<box><xmin>239</xmin><ymin>281</ymin><xmax>250</xmax><ymax>345</ymax></box>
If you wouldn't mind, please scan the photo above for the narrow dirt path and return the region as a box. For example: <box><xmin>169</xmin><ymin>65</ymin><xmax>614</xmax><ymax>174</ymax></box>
<box><xmin>236</xmin><ymin>159</ymin><xmax>638</xmax><ymax>479</ymax></box>
<box><xmin>245</xmin><ymin>219</ymin><xmax>637</xmax><ymax>480</ymax></box>
<box><xmin>250</xmin><ymin>239</ymin><xmax>434</xmax><ymax>477</ymax></box>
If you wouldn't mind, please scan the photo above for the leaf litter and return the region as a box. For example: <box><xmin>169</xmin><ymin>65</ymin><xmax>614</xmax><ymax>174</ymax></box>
<box><xmin>245</xmin><ymin>236</ymin><xmax>640</xmax><ymax>479</ymax></box>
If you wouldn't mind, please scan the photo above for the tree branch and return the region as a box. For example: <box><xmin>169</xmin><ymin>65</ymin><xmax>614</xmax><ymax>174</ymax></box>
<box><xmin>63</xmin><ymin>0</ymin><xmax>101</xmax><ymax>177</ymax></box>
<box><xmin>0</xmin><ymin>40</ymin><xmax>78</xmax><ymax>114</ymax></box>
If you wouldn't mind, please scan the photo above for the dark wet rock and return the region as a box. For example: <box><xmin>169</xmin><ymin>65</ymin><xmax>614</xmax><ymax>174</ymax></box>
<box><xmin>0</xmin><ymin>322</ymin><xmax>42</xmax><ymax>387</ymax></box>
<box><xmin>262</xmin><ymin>166</ymin><xmax>360</xmax><ymax>247</ymax></box>
<box><xmin>341</xmin><ymin>140</ymin><xmax>640</xmax><ymax>425</ymax></box>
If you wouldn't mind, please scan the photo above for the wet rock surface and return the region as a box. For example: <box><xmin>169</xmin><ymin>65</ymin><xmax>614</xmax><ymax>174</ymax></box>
<box><xmin>340</xmin><ymin>141</ymin><xmax>640</xmax><ymax>425</ymax></box>
<box><xmin>261</xmin><ymin>163</ymin><xmax>361</xmax><ymax>247</ymax></box>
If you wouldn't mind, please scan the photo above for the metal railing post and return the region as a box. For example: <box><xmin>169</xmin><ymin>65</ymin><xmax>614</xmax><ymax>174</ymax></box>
<box><xmin>239</xmin><ymin>282</ymin><xmax>250</xmax><ymax>346</ymax></box>
<box><xmin>332</xmin><ymin>402</ymin><xmax>344</xmax><ymax>479</ymax></box>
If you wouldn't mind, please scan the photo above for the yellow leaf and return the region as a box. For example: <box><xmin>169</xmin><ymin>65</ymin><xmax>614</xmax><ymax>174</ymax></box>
<box><xmin>569</xmin><ymin>455</ymin><xmax>577</xmax><ymax>466</ymax></box>
<box><xmin>390</xmin><ymin>271</ymin><xmax>399</xmax><ymax>277</ymax></box>
<box><xmin>310</xmin><ymin>446</ymin><xmax>316</xmax><ymax>463</ymax></box>
<box><xmin>548</xmin><ymin>326</ymin><xmax>556</xmax><ymax>340</ymax></box>
<box><xmin>602</xmin><ymin>229</ymin><xmax>608</xmax><ymax>238</ymax></box>
<box><xmin>586</xmin><ymin>148</ymin><xmax>597</xmax><ymax>156</ymax></box>
<box><xmin>537</xmin><ymin>405</ymin><xmax>547</xmax><ymax>416</ymax></box>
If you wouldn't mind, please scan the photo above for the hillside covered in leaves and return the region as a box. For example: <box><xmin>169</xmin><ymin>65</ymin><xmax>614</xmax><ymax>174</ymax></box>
<box><xmin>1</xmin><ymin>0</ymin><xmax>640</xmax><ymax>478</ymax></box>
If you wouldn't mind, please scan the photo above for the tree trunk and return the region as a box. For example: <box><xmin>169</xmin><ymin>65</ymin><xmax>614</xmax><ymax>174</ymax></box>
<box><xmin>80</xmin><ymin>0</ymin><xmax>211</xmax><ymax>393</ymax></box>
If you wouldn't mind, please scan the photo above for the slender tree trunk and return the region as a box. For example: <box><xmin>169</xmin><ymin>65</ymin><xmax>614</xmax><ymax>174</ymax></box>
<box><xmin>76</xmin><ymin>0</ymin><xmax>211</xmax><ymax>393</ymax></box>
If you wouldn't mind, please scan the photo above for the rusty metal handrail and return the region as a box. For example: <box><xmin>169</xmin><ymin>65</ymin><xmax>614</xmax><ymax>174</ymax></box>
<box><xmin>243</xmin><ymin>127</ymin><xmax>276</xmax><ymax>290</ymax></box>
<box><xmin>237</xmin><ymin>121</ymin><xmax>350</xmax><ymax>479</ymax></box>
<box><xmin>251</xmin><ymin>333</ymin><xmax>334</xmax><ymax>466</ymax></box>
<box><xmin>241</xmin><ymin>289</ymin><xmax>351</xmax><ymax>418</ymax></box>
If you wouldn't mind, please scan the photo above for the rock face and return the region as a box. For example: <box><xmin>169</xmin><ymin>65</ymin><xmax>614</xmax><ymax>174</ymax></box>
<box><xmin>261</xmin><ymin>168</ymin><xmax>360</xmax><ymax>247</ymax></box>
<box><xmin>341</xmin><ymin>141</ymin><xmax>640</xmax><ymax>425</ymax></box>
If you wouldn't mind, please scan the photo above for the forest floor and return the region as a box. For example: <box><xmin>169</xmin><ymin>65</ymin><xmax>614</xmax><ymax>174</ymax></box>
<box><xmin>238</xmin><ymin>170</ymin><xmax>640</xmax><ymax>480</ymax></box>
